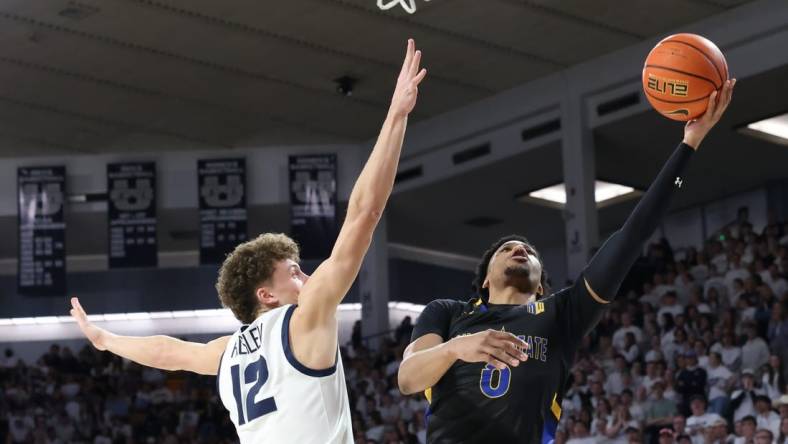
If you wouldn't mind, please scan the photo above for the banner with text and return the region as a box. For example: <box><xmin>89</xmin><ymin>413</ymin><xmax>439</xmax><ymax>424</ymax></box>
<box><xmin>289</xmin><ymin>154</ymin><xmax>338</xmax><ymax>260</ymax></box>
<box><xmin>107</xmin><ymin>162</ymin><xmax>157</xmax><ymax>268</ymax></box>
<box><xmin>198</xmin><ymin>158</ymin><xmax>247</xmax><ymax>264</ymax></box>
<box><xmin>17</xmin><ymin>166</ymin><xmax>67</xmax><ymax>296</ymax></box>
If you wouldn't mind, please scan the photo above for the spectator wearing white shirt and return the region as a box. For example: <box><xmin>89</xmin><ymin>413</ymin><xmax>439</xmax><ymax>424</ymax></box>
<box><xmin>622</xmin><ymin>332</ymin><xmax>640</xmax><ymax>364</ymax></box>
<box><xmin>711</xmin><ymin>333</ymin><xmax>742</xmax><ymax>371</ymax></box>
<box><xmin>731</xmin><ymin>369</ymin><xmax>766</xmax><ymax>422</ymax></box>
<box><xmin>733</xmin><ymin>415</ymin><xmax>757</xmax><ymax>444</ymax></box>
<box><xmin>761</xmin><ymin>355</ymin><xmax>786</xmax><ymax>401</ymax></box>
<box><xmin>765</xmin><ymin>263</ymin><xmax>788</xmax><ymax>298</ymax></box>
<box><xmin>741</xmin><ymin>323</ymin><xmax>770</xmax><ymax>372</ymax></box>
<box><xmin>566</xmin><ymin>421</ymin><xmax>596</xmax><ymax>444</ymax></box>
<box><xmin>654</xmin><ymin>274</ymin><xmax>680</xmax><ymax>305</ymax></box>
<box><xmin>605</xmin><ymin>355</ymin><xmax>629</xmax><ymax>395</ymax></box>
<box><xmin>754</xmin><ymin>394</ymin><xmax>780</xmax><ymax>437</ymax></box>
<box><xmin>705</xmin><ymin>352</ymin><xmax>735</xmax><ymax>415</ymax></box>
<box><xmin>726</xmin><ymin>254</ymin><xmax>751</xmax><ymax>295</ymax></box>
<box><xmin>613</xmin><ymin>312</ymin><xmax>644</xmax><ymax>353</ymax></box>
<box><xmin>686</xmin><ymin>395</ymin><xmax>714</xmax><ymax>444</ymax></box>
<box><xmin>658</xmin><ymin>292</ymin><xmax>684</xmax><ymax>328</ymax></box>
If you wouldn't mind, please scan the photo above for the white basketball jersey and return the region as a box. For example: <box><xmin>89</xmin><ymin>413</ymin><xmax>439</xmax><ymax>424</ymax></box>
<box><xmin>217</xmin><ymin>304</ymin><xmax>352</xmax><ymax>444</ymax></box>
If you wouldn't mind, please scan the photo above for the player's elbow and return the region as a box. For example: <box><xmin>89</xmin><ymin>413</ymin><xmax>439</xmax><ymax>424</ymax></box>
<box><xmin>397</xmin><ymin>363</ymin><xmax>422</xmax><ymax>395</ymax></box>
<box><xmin>348</xmin><ymin>200</ymin><xmax>384</xmax><ymax>226</ymax></box>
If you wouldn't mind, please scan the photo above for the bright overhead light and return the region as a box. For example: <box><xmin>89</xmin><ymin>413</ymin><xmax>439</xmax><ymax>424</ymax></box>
<box><xmin>739</xmin><ymin>113</ymin><xmax>788</xmax><ymax>146</ymax></box>
<box><xmin>518</xmin><ymin>180</ymin><xmax>641</xmax><ymax>209</ymax></box>
<box><xmin>0</xmin><ymin>303</ymin><xmax>426</xmax><ymax>343</ymax></box>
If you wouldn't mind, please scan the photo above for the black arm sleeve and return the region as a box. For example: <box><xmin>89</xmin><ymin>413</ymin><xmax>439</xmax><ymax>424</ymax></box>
<box><xmin>584</xmin><ymin>142</ymin><xmax>695</xmax><ymax>300</ymax></box>
<box><xmin>556</xmin><ymin>143</ymin><xmax>694</xmax><ymax>344</ymax></box>
<box><xmin>410</xmin><ymin>299</ymin><xmax>459</xmax><ymax>342</ymax></box>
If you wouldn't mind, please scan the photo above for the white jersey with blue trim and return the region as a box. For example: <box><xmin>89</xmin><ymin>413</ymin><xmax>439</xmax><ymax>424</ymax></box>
<box><xmin>217</xmin><ymin>304</ymin><xmax>352</xmax><ymax>444</ymax></box>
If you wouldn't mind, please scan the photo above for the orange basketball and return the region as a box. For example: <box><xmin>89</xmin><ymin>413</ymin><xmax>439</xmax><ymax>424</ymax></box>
<box><xmin>642</xmin><ymin>33</ymin><xmax>728</xmax><ymax>121</ymax></box>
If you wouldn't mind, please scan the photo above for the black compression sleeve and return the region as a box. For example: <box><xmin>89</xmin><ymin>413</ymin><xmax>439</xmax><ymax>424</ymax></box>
<box><xmin>584</xmin><ymin>142</ymin><xmax>695</xmax><ymax>300</ymax></box>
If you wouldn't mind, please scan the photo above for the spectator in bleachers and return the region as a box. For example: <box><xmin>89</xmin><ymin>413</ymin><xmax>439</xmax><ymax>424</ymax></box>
<box><xmin>754</xmin><ymin>394</ymin><xmax>781</xmax><ymax>437</ymax></box>
<box><xmin>778</xmin><ymin>417</ymin><xmax>788</xmax><ymax>444</ymax></box>
<box><xmin>732</xmin><ymin>369</ymin><xmax>765</xmax><ymax>422</ymax></box>
<box><xmin>742</xmin><ymin>321</ymin><xmax>771</xmax><ymax>372</ymax></box>
<box><xmin>706</xmin><ymin>351</ymin><xmax>735</xmax><ymax>415</ymax></box>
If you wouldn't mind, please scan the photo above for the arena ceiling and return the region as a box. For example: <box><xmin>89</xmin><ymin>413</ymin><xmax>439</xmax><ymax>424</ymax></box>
<box><xmin>0</xmin><ymin>0</ymin><xmax>757</xmax><ymax>156</ymax></box>
<box><xmin>1</xmin><ymin>0</ymin><xmax>786</xmax><ymax>266</ymax></box>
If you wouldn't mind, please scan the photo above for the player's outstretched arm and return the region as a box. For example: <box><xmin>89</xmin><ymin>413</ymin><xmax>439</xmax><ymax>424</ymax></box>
<box><xmin>70</xmin><ymin>297</ymin><xmax>229</xmax><ymax>375</ymax></box>
<box><xmin>564</xmin><ymin>79</ymin><xmax>735</xmax><ymax>338</ymax></box>
<box><xmin>290</xmin><ymin>40</ymin><xmax>427</xmax><ymax>367</ymax></box>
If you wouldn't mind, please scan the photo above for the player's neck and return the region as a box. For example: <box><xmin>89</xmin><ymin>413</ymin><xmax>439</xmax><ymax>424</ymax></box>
<box><xmin>487</xmin><ymin>286</ymin><xmax>537</xmax><ymax>305</ymax></box>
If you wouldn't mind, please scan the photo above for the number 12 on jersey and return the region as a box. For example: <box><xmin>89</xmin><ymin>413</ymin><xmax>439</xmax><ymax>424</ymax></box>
<box><xmin>230</xmin><ymin>355</ymin><xmax>278</xmax><ymax>425</ymax></box>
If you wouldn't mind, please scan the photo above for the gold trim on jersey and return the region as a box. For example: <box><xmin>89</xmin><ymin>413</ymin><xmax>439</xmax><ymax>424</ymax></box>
<box><xmin>424</xmin><ymin>387</ymin><xmax>432</xmax><ymax>404</ymax></box>
<box><xmin>550</xmin><ymin>393</ymin><xmax>562</xmax><ymax>420</ymax></box>
<box><xmin>584</xmin><ymin>278</ymin><xmax>611</xmax><ymax>304</ymax></box>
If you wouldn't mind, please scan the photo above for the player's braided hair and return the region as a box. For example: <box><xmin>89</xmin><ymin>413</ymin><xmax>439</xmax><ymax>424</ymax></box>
<box><xmin>216</xmin><ymin>233</ymin><xmax>300</xmax><ymax>324</ymax></box>
<box><xmin>467</xmin><ymin>235</ymin><xmax>550</xmax><ymax>314</ymax></box>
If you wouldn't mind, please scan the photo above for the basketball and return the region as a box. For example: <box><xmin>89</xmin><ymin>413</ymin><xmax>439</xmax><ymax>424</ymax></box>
<box><xmin>642</xmin><ymin>33</ymin><xmax>728</xmax><ymax>121</ymax></box>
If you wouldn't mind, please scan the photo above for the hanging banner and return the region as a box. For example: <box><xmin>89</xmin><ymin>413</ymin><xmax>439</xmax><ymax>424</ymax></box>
<box><xmin>289</xmin><ymin>154</ymin><xmax>338</xmax><ymax>260</ymax></box>
<box><xmin>17</xmin><ymin>166</ymin><xmax>67</xmax><ymax>296</ymax></box>
<box><xmin>198</xmin><ymin>158</ymin><xmax>247</xmax><ymax>264</ymax></box>
<box><xmin>107</xmin><ymin>162</ymin><xmax>157</xmax><ymax>268</ymax></box>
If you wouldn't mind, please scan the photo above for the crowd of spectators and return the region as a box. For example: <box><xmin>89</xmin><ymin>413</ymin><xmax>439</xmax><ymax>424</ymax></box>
<box><xmin>556</xmin><ymin>212</ymin><xmax>788</xmax><ymax>444</ymax></box>
<box><xmin>2</xmin><ymin>211</ymin><xmax>787</xmax><ymax>444</ymax></box>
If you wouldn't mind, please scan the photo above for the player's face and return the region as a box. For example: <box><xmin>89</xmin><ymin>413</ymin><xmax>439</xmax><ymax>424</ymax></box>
<box><xmin>486</xmin><ymin>240</ymin><xmax>542</xmax><ymax>295</ymax></box>
<box><xmin>267</xmin><ymin>259</ymin><xmax>309</xmax><ymax>306</ymax></box>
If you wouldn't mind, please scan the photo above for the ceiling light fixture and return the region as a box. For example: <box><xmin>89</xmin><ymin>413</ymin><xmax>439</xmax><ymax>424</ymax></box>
<box><xmin>738</xmin><ymin>112</ymin><xmax>788</xmax><ymax>147</ymax></box>
<box><xmin>516</xmin><ymin>180</ymin><xmax>641</xmax><ymax>209</ymax></box>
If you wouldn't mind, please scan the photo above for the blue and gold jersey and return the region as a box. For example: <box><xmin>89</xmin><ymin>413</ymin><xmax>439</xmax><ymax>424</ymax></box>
<box><xmin>411</xmin><ymin>277</ymin><xmax>608</xmax><ymax>444</ymax></box>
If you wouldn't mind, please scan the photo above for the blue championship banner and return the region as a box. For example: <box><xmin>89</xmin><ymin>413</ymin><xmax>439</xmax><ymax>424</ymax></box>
<box><xmin>289</xmin><ymin>154</ymin><xmax>338</xmax><ymax>260</ymax></box>
<box><xmin>107</xmin><ymin>162</ymin><xmax>157</xmax><ymax>268</ymax></box>
<box><xmin>198</xmin><ymin>158</ymin><xmax>247</xmax><ymax>264</ymax></box>
<box><xmin>17</xmin><ymin>166</ymin><xmax>67</xmax><ymax>296</ymax></box>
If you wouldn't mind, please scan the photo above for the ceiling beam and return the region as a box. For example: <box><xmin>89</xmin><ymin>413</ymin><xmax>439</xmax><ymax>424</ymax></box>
<box><xmin>493</xmin><ymin>0</ymin><xmax>645</xmax><ymax>40</ymax></box>
<box><xmin>0</xmin><ymin>56</ymin><xmax>358</xmax><ymax>142</ymax></box>
<box><xmin>0</xmin><ymin>12</ymin><xmax>391</xmax><ymax>112</ymax></box>
<box><xmin>309</xmin><ymin>0</ymin><xmax>566</xmax><ymax>69</ymax></box>
<box><xmin>123</xmin><ymin>0</ymin><xmax>493</xmax><ymax>95</ymax></box>
<box><xmin>0</xmin><ymin>94</ymin><xmax>228</xmax><ymax>148</ymax></box>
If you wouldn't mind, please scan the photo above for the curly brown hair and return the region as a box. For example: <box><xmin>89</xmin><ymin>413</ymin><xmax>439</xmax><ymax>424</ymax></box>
<box><xmin>216</xmin><ymin>233</ymin><xmax>300</xmax><ymax>324</ymax></box>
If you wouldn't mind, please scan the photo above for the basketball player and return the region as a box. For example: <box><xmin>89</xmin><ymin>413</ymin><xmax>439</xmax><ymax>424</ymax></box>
<box><xmin>69</xmin><ymin>39</ymin><xmax>427</xmax><ymax>444</ymax></box>
<box><xmin>398</xmin><ymin>79</ymin><xmax>736</xmax><ymax>443</ymax></box>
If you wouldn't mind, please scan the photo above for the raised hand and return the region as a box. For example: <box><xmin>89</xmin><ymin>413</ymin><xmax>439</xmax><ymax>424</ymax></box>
<box><xmin>70</xmin><ymin>297</ymin><xmax>109</xmax><ymax>351</ymax></box>
<box><xmin>683</xmin><ymin>78</ymin><xmax>736</xmax><ymax>149</ymax></box>
<box><xmin>447</xmin><ymin>328</ymin><xmax>529</xmax><ymax>369</ymax></box>
<box><xmin>389</xmin><ymin>38</ymin><xmax>428</xmax><ymax>119</ymax></box>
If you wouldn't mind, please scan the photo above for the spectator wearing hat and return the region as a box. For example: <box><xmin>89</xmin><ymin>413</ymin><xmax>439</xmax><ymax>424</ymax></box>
<box><xmin>677</xmin><ymin>350</ymin><xmax>708</xmax><ymax>415</ymax></box>
<box><xmin>686</xmin><ymin>395</ymin><xmax>714</xmax><ymax>444</ymax></box>
<box><xmin>754</xmin><ymin>394</ymin><xmax>780</xmax><ymax>437</ymax></box>
<box><xmin>732</xmin><ymin>369</ymin><xmax>767</xmax><ymax>422</ymax></box>
<box><xmin>701</xmin><ymin>414</ymin><xmax>730</xmax><ymax>444</ymax></box>
<box><xmin>706</xmin><ymin>351</ymin><xmax>736</xmax><ymax>415</ymax></box>
<box><xmin>734</xmin><ymin>415</ymin><xmax>757</xmax><ymax>444</ymax></box>
<box><xmin>775</xmin><ymin>395</ymin><xmax>788</xmax><ymax>419</ymax></box>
